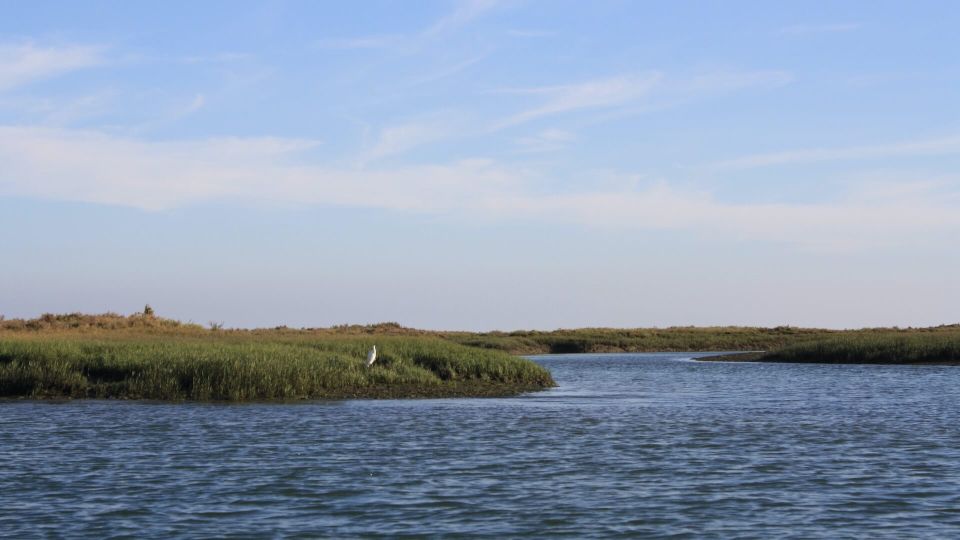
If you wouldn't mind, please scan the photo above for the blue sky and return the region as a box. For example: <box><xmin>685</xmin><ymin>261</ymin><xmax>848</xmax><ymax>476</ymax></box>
<box><xmin>1</xmin><ymin>0</ymin><xmax>959</xmax><ymax>329</ymax></box>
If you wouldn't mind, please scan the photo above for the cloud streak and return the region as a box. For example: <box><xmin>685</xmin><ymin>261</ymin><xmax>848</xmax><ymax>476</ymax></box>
<box><xmin>506</xmin><ymin>29</ymin><xmax>554</xmax><ymax>38</ymax></box>
<box><xmin>494</xmin><ymin>70</ymin><xmax>791</xmax><ymax>130</ymax></box>
<box><xmin>712</xmin><ymin>135</ymin><xmax>960</xmax><ymax>170</ymax></box>
<box><xmin>362</xmin><ymin>113</ymin><xmax>466</xmax><ymax>162</ymax></box>
<box><xmin>2</xmin><ymin>125</ymin><xmax>958</xmax><ymax>251</ymax></box>
<box><xmin>0</xmin><ymin>42</ymin><xmax>104</xmax><ymax>91</ymax></box>
<box><xmin>514</xmin><ymin>129</ymin><xmax>575</xmax><ymax>153</ymax></box>
<box><xmin>316</xmin><ymin>35</ymin><xmax>400</xmax><ymax>50</ymax></box>
<box><xmin>779</xmin><ymin>22</ymin><xmax>862</xmax><ymax>36</ymax></box>
<box><xmin>495</xmin><ymin>73</ymin><xmax>663</xmax><ymax>128</ymax></box>
<box><xmin>423</xmin><ymin>0</ymin><xmax>503</xmax><ymax>38</ymax></box>
<box><xmin>319</xmin><ymin>0</ymin><xmax>503</xmax><ymax>53</ymax></box>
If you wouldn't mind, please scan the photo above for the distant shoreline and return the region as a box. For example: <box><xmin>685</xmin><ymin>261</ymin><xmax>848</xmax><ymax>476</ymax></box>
<box><xmin>2</xmin><ymin>314</ymin><xmax>959</xmax><ymax>392</ymax></box>
<box><xmin>695</xmin><ymin>351</ymin><xmax>960</xmax><ymax>365</ymax></box>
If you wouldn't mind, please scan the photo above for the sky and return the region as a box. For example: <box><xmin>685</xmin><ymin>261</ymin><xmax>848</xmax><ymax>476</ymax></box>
<box><xmin>1</xmin><ymin>0</ymin><xmax>959</xmax><ymax>330</ymax></box>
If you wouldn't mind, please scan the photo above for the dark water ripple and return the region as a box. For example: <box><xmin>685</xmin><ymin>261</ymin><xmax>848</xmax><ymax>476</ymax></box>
<box><xmin>3</xmin><ymin>353</ymin><xmax>960</xmax><ymax>538</ymax></box>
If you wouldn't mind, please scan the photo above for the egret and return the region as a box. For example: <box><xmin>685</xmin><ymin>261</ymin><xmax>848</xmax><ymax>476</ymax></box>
<box><xmin>366</xmin><ymin>345</ymin><xmax>377</xmax><ymax>367</ymax></box>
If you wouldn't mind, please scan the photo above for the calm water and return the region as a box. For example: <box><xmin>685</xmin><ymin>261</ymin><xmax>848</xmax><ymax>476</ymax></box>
<box><xmin>3</xmin><ymin>353</ymin><xmax>960</xmax><ymax>538</ymax></box>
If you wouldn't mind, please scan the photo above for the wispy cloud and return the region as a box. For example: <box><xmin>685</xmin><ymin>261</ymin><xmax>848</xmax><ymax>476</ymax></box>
<box><xmin>362</xmin><ymin>112</ymin><xmax>465</xmax><ymax>162</ymax></box>
<box><xmin>514</xmin><ymin>129</ymin><xmax>575</xmax><ymax>153</ymax></box>
<box><xmin>712</xmin><ymin>135</ymin><xmax>960</xmax><ymax>170</ymax></box>
<box><xmin>405</xmin><ymin>54</ymin><xmax>487</xmax><ymax>87</ymax></box>
<box><xmin>494</xmin><ymin>69</ymin><xmax>791</xmax><ymax>130</ymax></box>
<box><xmin>177</xmin><ymin>52</ymin><xmax>251</xmax><ymax>64</ymax></box>
<box><xmin>779</xmin><ymin>22</ymin><xmax>862</xmax><ymax>36</ymax></box>
<box><xmin>321</xmin><ymin>0</ymin><xmax>504</xmax><ymax>54</ymax></box>
<box><xmin>0</xmin><ymin>42</ymin><xmax>104</xmax><ymax>91</ymax></box>
<box><xmin>316</xmin><ymin>35</ymin><xmax>401</xmax><ymax>50</ymax></box>
<box><xmin>483</xmin><ymin>180</ymin><xmax>960</xmax><ymax>251</ymax></box>
<box><xmin>0</xmin><ymin>126</ymin><xmax>324</xmax><ymax>210</ymax></box>
<box><xmin>682</xmin><ymin>70</ymin><xmax>793</xmax><ymax>94</ymax></box>
<box><xmin>423</xmin><ymin>0</ymin><xmax>503</xmax><ymax>38</ymax></box>
<box><xmin>2</xmin><ymin>126</ymin><xmax>958</xmax><ymax>251</ymax></box>
<box><xmin>507</xmin><ymin>29</ymin><xmax>554</xmax><ymax>38</ymax></box>
<box><xmin>0</xmin><ymin>126</ymin><xmax>525</xmax><ymax>214</ymax></box>
<box><xmin>495</xmin><ymin>73</ymin><xmax>663</xmax><ymax>129</ymax></box>
<box><xmin>0</xmin><ymin>89</ymin><xmax>118</xmax><ymax>126</ymax></box>
<box><xmin>184</xmin><ymin>93</ymin><xmax>206</xmax><ymax>115</ymax></box>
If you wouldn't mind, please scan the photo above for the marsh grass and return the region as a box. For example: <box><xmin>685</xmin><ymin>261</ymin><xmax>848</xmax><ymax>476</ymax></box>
<box><xmin>0</xmin><ymin>333</ymin><xmax>554</xmax><ymax>401</ymax></box>
<box><xmin>0</xmin><ymin>313</ymin><xmax>844</xmax><ymax>355</ymax></box>
<box><xmin>444</xmin><ymin>326</ymin><xmax>843</xmax><ymax>354</ymax></box>
<box><xmin>761</xmin><ymin>332</ymin><xmax>960</xmax><ymax>364</ymax></box>
<box><xmin>4</xmin><ymin>313</ymin><xmax>959</xmax><ymax>399</ymax></box>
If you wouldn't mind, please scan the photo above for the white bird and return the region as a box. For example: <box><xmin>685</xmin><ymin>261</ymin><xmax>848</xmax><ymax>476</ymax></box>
<box><xmin>366</xmin><ymin>345</ymin><xmax>377</xmax><ymax>367</ymax></box>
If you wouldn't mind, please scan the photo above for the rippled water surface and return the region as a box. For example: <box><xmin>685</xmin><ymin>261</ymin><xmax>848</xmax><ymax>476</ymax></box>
<box><xmin>4</xmin><ymin>353</ymin><xmax>960</xmax><ymax>538</ymax></box>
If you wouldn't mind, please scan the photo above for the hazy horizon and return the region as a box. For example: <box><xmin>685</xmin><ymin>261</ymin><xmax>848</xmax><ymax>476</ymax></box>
<box><xmin>2</xmin><ymin>1</ymin><xmax>958</xmax><ymax>330</ymax></box>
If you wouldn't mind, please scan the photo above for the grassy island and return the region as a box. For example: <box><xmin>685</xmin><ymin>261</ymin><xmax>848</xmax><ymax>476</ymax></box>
<box><xmin>758</xmin><ymin>332</ymin><xmax>960</xmax><ymax>364</ymax></box>
<box><xmin>446</xmin><ymin>325</ymin><xmax>960</xmax><ymax>364</ymax></box>
<box><xmin>698</xmin><ymin>330</ymin><xmax>960</xmax><ymax>364</ymax></box>
<box><xmin>0</xmin><ymin>313</ymin><xmax>554</xmax><ymax>401</ymax></box>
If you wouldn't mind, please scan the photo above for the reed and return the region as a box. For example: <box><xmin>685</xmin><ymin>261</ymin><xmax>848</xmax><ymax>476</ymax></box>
<box><xmin>4</xmin><ymin>313</ymin><xmax>960</xmax><ymax>398</ymax></box>
<box><xmin>760</xmin><ymin>332</ymin><xmax>960</xmax><ymax>364</ymax></box>
<box><xmin>443</xmin><ymin>326</ymin><xmax>842</xmax><ymax>354</ymax></box>
<box><xmin>0</xmin><ymin>333</ymin><xmax>554</xmax><ymax>401</ymax></box>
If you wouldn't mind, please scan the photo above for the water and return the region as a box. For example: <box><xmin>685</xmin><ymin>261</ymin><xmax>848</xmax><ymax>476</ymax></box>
<box><xmin>3</xmin><ymin>353</ymin><xmax>960</xmax><ymax>538</ymax></box>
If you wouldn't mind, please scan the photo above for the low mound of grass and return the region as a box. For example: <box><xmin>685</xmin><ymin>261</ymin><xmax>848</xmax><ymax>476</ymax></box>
<box><xmin>443</xmin><ymin>326</ymin><xmax>841</xmax><ymax>354</ymax></box>
<box><xmin>0</xmin><ymin>336</ymin><xmax>554</xmax><ymax>401</ymax></box>
<box><xmin>760</xmin><ymin>332</ymin><xmax>960</xmax><ymax>364</ymax></box>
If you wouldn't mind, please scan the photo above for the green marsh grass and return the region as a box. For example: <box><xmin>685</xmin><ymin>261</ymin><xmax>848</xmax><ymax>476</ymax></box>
<box><xmin>761</xmin><ymin>332</ymin><xmax>960</xmax><ymax>364</ymax></box>
<box><xmin>0</xmin><ymin>326</ymin><xmax>555</xmax><ymax>401</ymax></box>
<box><xmin>443</xmin><ymin>326</ymin><xmax>841</xmax><ymax>354</ymax></box>
<box><xmin>4</xmin><ymin>313</ymin><xmax>960</xmax><ymax>400</ymax></box>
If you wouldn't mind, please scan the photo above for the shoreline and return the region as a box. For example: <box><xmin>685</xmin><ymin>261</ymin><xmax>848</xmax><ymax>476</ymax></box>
<box><xmin>694</xmin><ymin>351</ymin><xmax>768</xmax><ymax>362</ymax></box>
<box><xmin>1</xmin><ymin>382</ymin><xmax>554</xmax><ymax>402</ymax></box>
<box><xmin>694</xmin><ymin>351</ymin><xmax>960</xmax><ymax>365</ymax></box>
